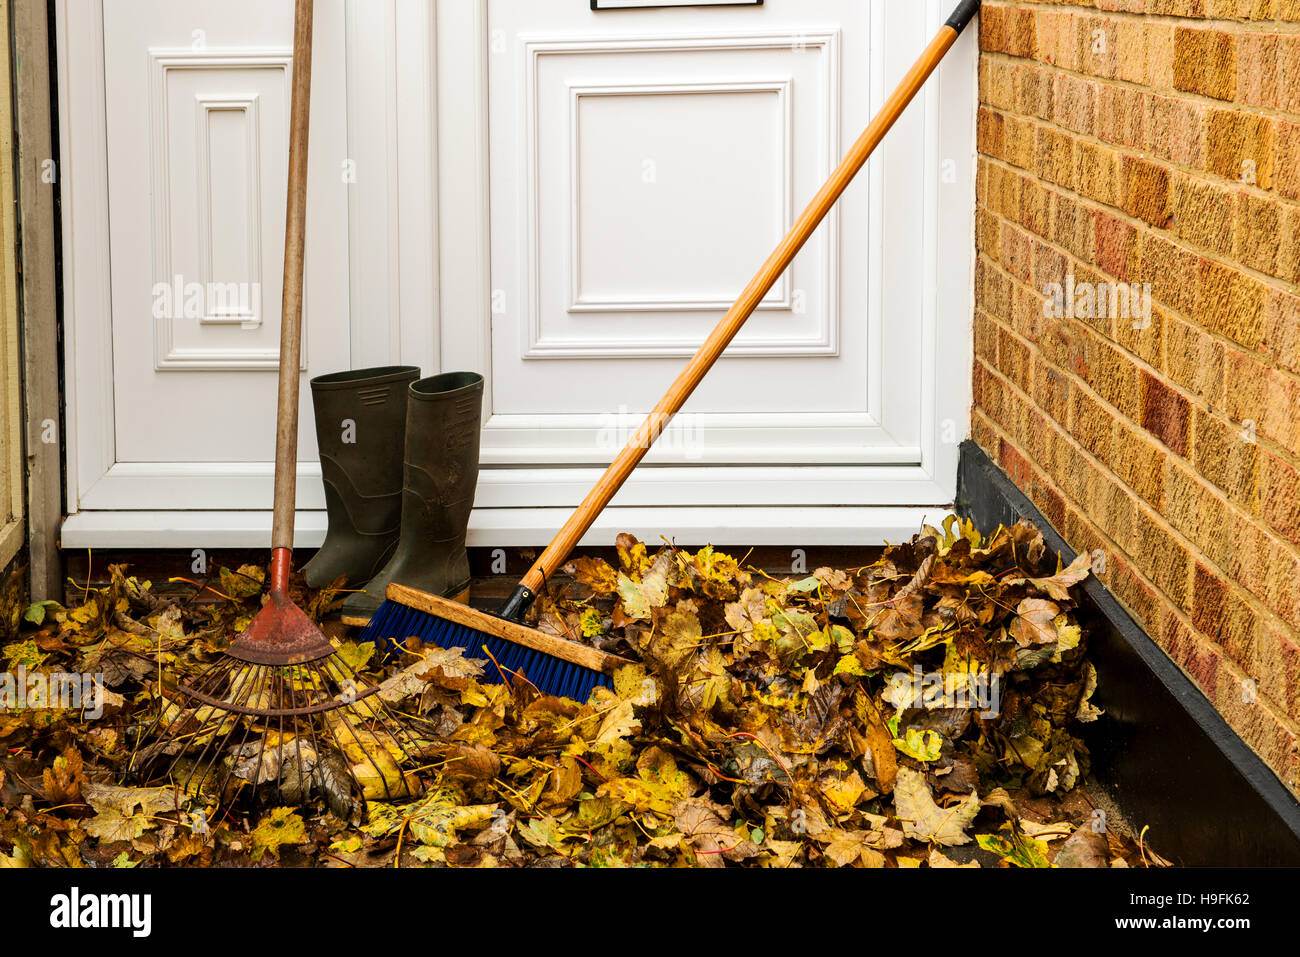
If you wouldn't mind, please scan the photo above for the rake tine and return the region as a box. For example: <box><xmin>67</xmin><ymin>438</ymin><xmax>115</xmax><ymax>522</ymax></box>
<box><xmin>325</xmin><ymin>654</ymin><xmax>420</xmax><ymax>765</ymax></box>
<box><xmin>139</xmin><ymin>655</ymin><xmax>234</xmax><ymax>768</ymax></box>
<box><xmin>206</xmin><ymin>664</ymin><xmax>272</xmax><ymax>801</ymax></box>
<box><xmin>322</xmin><ymin>657</ymin><xmax>415</xmax><ymax>797</ymax></box>
<box><xmin>315</xmin><ymin>691</ymin><xmax>372</xmax><ymax>803</ymax></box>
<box><xmin>281</xmin><ymin>666</ymin><xmax>303</xmax><ymax>801</ymax></box>
<box><xmin>314</xmin><ymin>661</ymin><xmax>395</xmax><ymax>801</ymax></box>
<box><xmin>143</xmin><ymin>657</ymin><xmax>238</xmax><ymax>784</ymax></box>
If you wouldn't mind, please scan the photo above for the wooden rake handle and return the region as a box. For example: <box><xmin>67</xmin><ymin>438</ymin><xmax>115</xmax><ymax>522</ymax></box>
<box><xmin>271</xmin><ymin>0</ymin><xmax>314</xmax><ymax>562</ymax></box>
<box><xmin>508</xmin><ymin>1</ymin><xmax>981</xmax><ymax>608</ymax></box>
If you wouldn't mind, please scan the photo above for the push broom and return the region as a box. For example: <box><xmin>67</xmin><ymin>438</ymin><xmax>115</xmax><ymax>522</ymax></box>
<box><xmin>132</xmin><ymin>0</ymin><xmax>421</xmax><ymax>805</ymax></box>
<box><xmin>360</xmin><ymin>0</ymin><xmax>983</xmax><ymax>701</ymax></box>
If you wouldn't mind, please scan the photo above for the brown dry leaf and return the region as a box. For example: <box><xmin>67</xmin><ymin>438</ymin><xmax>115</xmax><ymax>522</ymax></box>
<box><xmin>82</xmin><ymin>782</ymin><xmax>183</xmax><ymax>818</ymax></box>
<box><xmin>822</xmin><ymin>829</ymin><xmax>886</xmax><ymax>867</ymax></box>
<box><xmin>893</xmin><ymin>767</ymin><xmax>980</xmax><ymax>846</ymax></box>
<box><xmin>1009</xmin><ymin>598</ymin><xmax>1061</xmax><ymax>647</ymax></box>
<box><xmin>855</xmin><ymin>686</ymin><xmax>897</xmax><ymax>793</ymax></box>
<box><xmin>1008</xmin><ymin>551</ymin><xmax>1092</xmax><ymax>601</ymax></box>
<box><xmin>929</xmin><ymin>847</ymin><xmax>979</xmax><ymax>868</ymax></box>
<box><xmin>379</xmin><ymin>645</ymin><xmax>485</xmax><ymax>703</ymax></box>
<box><xmin>643</xmin><ymin>607</ymin><xmax>702</xmax><ymax>673</ymax></box>
<box><xmin>42</xmin><ymin>749</ymin><xmax>85</xmax><ymax>804</ymax></box>
<box><xmin>672</xmin><ymin>798</ymin><xmax>759</xmax><ymax>865</ymax></box>
<box><xmin>871</xmin><ymin>593</ymin><xmax>925</xmax><ymax>642</ymax></box>
<box><xmin>1055</xmin><ymin>825</ymin><xmax>1110</xmax><ymax>868</ymax></box>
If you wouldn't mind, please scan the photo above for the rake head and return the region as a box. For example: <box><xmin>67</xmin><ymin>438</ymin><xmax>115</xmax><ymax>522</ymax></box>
<box><xmin>130</xmin><ymin>587</ymin><xmax>424</xmax><ymax>813</ymax></box>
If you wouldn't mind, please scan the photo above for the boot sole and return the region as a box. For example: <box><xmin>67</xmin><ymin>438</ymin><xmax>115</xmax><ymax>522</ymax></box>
<box><xmin>341</xmin><ymin>582</ymin><xmax>472</xmax><ymax>628</ymax></box>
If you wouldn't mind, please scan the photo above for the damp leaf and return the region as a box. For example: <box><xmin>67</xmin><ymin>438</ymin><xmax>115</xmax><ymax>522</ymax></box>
<box><xmin>249</xmin><ymin>807</ymin><xmax>307</xmax><ymax>861</ymax></box>
<box><xmin>893</xmin><ymin>767</ymin><xmax>979</xmax><ymax>846</ymax></box>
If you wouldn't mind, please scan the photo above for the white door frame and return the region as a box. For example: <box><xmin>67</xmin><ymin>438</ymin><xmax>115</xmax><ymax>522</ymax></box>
<box><xmin>58</xmin><ymin>0</ymin><xmax>976</xmax><ymax>549</ymax></box>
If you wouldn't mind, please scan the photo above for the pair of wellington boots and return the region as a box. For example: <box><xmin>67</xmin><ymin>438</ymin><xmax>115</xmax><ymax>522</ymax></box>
<box><xmin>301</xmin><ymin>366</ymin><xmax>484</xmax><ymax>626</ymax></box>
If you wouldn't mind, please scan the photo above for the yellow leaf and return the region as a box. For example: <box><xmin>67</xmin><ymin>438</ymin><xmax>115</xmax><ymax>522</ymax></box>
<box><xmin>82</xmin><ymin>808</ymin><xmax>153</xmax><ymax>843</ymax></box>
<box><xmin>893</xmin><ymin>728</ymin><xmax>943</xmax><ymax>763</ymax></box>
<box><xmin>250</xmin><ymin>807</ymin><xmax>307</xmax><ymax>860</ymax></box>
<box><xmin>616</xmin><ymin>571</ymin><xmax>668</xmax><ymax>621</ymax></box>
<box><xmin>593</xmin><ymin>699</ymin><xmax>641</xmax><ymax>748</ymax></box>
<box><xmin>566</xmin><ymin>557</ymin><xmax>619</xmax><ymax>596</ymax></box>
<box><xmin>579</xmin><ymin>608</ymin><xmax>605</xmax><ymax>637</ymax></box>
<box><xmin>334</xmin><ymin>639</ymin><xmax>375</xmax><ymax>674</ymax></box>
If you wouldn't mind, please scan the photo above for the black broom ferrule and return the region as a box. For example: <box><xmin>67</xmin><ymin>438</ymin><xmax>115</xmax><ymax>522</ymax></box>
<box><xmin>499</xmin><ymin>585</ymin><xmax>536</xmax><ymax>622</ymax></box>
<box><xmin>945</xmin><ymin>0</ymin><xmax>981</xmax><ymax>33</ymax></box>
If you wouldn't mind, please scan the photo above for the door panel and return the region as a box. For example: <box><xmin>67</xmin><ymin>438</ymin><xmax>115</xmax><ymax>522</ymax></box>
<box><xmin>101</xmin><ymin>0</ymin><xmax>348</xmax><ymax>476</ymax></box>
<box><xmin>482</xmin><ymin>0</ymin><xmax>954</xmax><ymax>478</ymax></box>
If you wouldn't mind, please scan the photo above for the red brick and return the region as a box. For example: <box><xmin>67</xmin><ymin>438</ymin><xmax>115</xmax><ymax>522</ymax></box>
<box><xmin>1052</xmin><ymin>73</ymin><xmax>1096</xmax><ymax>138</ymax></box>
<box><xmin>1207</xmin><ymin>109</ymin><xmax>1275</xmax><ymax>190</ymax></box>
<box><xmin>1171</xmin><ymin>175</ymin><xmax>1236</xmax><ymax>258</ymax></box>
<box><xmin>1094</xmin><ymin>212</ymin><xmax>1140</xmax><ymax>283</ymax></box>
<box><xmin>1001</xmin><ymin>221</ymin><xmax>1035</xmax><ymax>283</ymax></box>
<box><xmin>1165</xmin><ymin>614</ymin><xmax>1222</xmax><ymax>701</ymax></box>
<box><xmin>1140</xmin><ymin>235</ymin><xmax>1199</xmax><ymax>317</ymax></box>
<box><xmin>1134</xmin><ymin>506</ymin><xmax>1194</xmax><ymax>611</ymax></box>
<box><xmin>1096</xmin><ymin>83</ymin><xmax>1145</xmax><ymax>150</ymax></box>
<box><xmin>1036</xmin><ymin>126</ymin><xmax>1076</xmax><ymax>190</ymax></box>
<box><xmin>1192</xmin><ymin>563</ymin><xmax>1259</xmax><ymax>670</ymax></box>
<box><xmin>1165</xmin><ymin>315</ymin><xmax>1225</xmax><ymax>406</ymax></box>
<box><xmin>1235</xmin><ymin>192</ymin><xmax>1300</xmax><ymax>286</ymax></box>
<box><xmin>1277</xmin><ymin>120</ymin><xmax>1300</xmax><ymax>203</ymax></box>
<box><xmin>1141</xmin><ymin>371</ymin><xmax>1191</xmax><ymax>457</ymax></box>
<box><xmin>1195</xmin><ymin>258</ymin><xmax>1267</xmax><ymax>352</ymax></box>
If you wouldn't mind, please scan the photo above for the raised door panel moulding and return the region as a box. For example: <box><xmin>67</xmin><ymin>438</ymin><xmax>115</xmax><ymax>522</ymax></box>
<box><xmin>194</xmin><ymin>94</ymin><xmax>262</xmax><ymax>326</ymax></box>
<box><xmin>521</xmin><ymin>30</ymin><xmax>841</xmax><ymax>359</ymax></box>
<box><xmin>566</xmin><ymin>79</ymin><xmax>793</xmax><ymax>314</ymax></box>
<box><xmin>148</xmin><ymin>50</ymin><xmax>307</xmax><ymax>371</ymax></box>
<box><xmin>476</xmin><ymin>410</ymin><xmax>920</xmax><ymax>466</ymax></box>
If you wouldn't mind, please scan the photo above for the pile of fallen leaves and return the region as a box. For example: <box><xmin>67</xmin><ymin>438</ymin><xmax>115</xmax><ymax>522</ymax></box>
<box><xmin>0</xmin><ymin>516</ymin><xmax>1164</xmax><ymax>867</ymax></box>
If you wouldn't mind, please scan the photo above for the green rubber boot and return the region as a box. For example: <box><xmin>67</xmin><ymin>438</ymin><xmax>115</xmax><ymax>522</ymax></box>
<box><xmin>302</xmin><ymin>366</ymin><xmax>421</xmax><ymax>589</ymax></box>
<box><xmin>342</xmin><ymin>372</ymin><xmax>483</xmax><ymax>625</ymax></box>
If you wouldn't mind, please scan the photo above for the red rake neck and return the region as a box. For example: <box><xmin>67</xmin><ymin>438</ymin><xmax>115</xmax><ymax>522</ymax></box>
<box><xmin>269</xmin><ymin>547</ymin><xmax>294</xmax><ymax>595</ymax></box>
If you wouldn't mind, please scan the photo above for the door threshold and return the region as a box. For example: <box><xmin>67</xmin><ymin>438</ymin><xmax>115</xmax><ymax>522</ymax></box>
<box><xmin>59</xmin><ymin>505</ymin><xmax>954</xmax><ymax>549</ymax></box>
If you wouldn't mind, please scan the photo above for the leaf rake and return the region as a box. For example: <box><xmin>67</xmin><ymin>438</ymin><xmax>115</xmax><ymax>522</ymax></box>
<box><xmin>130</xmin><ymin>0</ymin><xmax>422</xmax><ymax>808</ymax></box>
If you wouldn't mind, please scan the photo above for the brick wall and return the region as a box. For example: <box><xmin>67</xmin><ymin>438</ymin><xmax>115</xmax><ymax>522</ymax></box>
<box><xmin>971</xmin><ymin>0</ymin><xmax>1300</xmax><ymax>794</ymax></box>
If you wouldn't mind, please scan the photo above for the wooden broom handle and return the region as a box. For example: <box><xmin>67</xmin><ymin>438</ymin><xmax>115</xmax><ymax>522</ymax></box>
<box><xmin>271</xmin><ymin>0</ymin><xmax>314</xmax><ymax>553</ymax></box>
<box><xmin>517</xmin><ymin>13</ymin><xmax>974</xmax><ymax>597</ymax></box>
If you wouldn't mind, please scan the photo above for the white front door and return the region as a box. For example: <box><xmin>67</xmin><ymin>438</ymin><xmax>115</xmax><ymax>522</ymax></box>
<box><xmin>58</xmin><ymin>0</ymin><xmax>350</xmax><ymax>533</ymax></box>
<box><xmin>58</xmin><ymin>0</ymin><xmax>975</xmax><ymax>549</ymax></box>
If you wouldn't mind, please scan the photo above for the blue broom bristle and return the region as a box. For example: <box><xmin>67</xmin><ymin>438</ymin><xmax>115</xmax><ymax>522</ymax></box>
<box><xmin>358</xmin><ymin>599</ymin><xmax>614</xmax><ymax>703</ymax></box>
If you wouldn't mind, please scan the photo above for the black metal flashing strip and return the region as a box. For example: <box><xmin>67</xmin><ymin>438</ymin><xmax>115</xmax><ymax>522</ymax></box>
<box><xmin>956</xmin><ymin>440</ymin><xmax>1300</xmax><ymax>866</ymax></box>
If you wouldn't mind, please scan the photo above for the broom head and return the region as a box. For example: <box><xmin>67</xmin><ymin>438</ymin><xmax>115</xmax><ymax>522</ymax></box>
<box><xmin>359</xmin><ymin>583</ymin><xmax>632</xmax><ymax>702</ymax></box>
